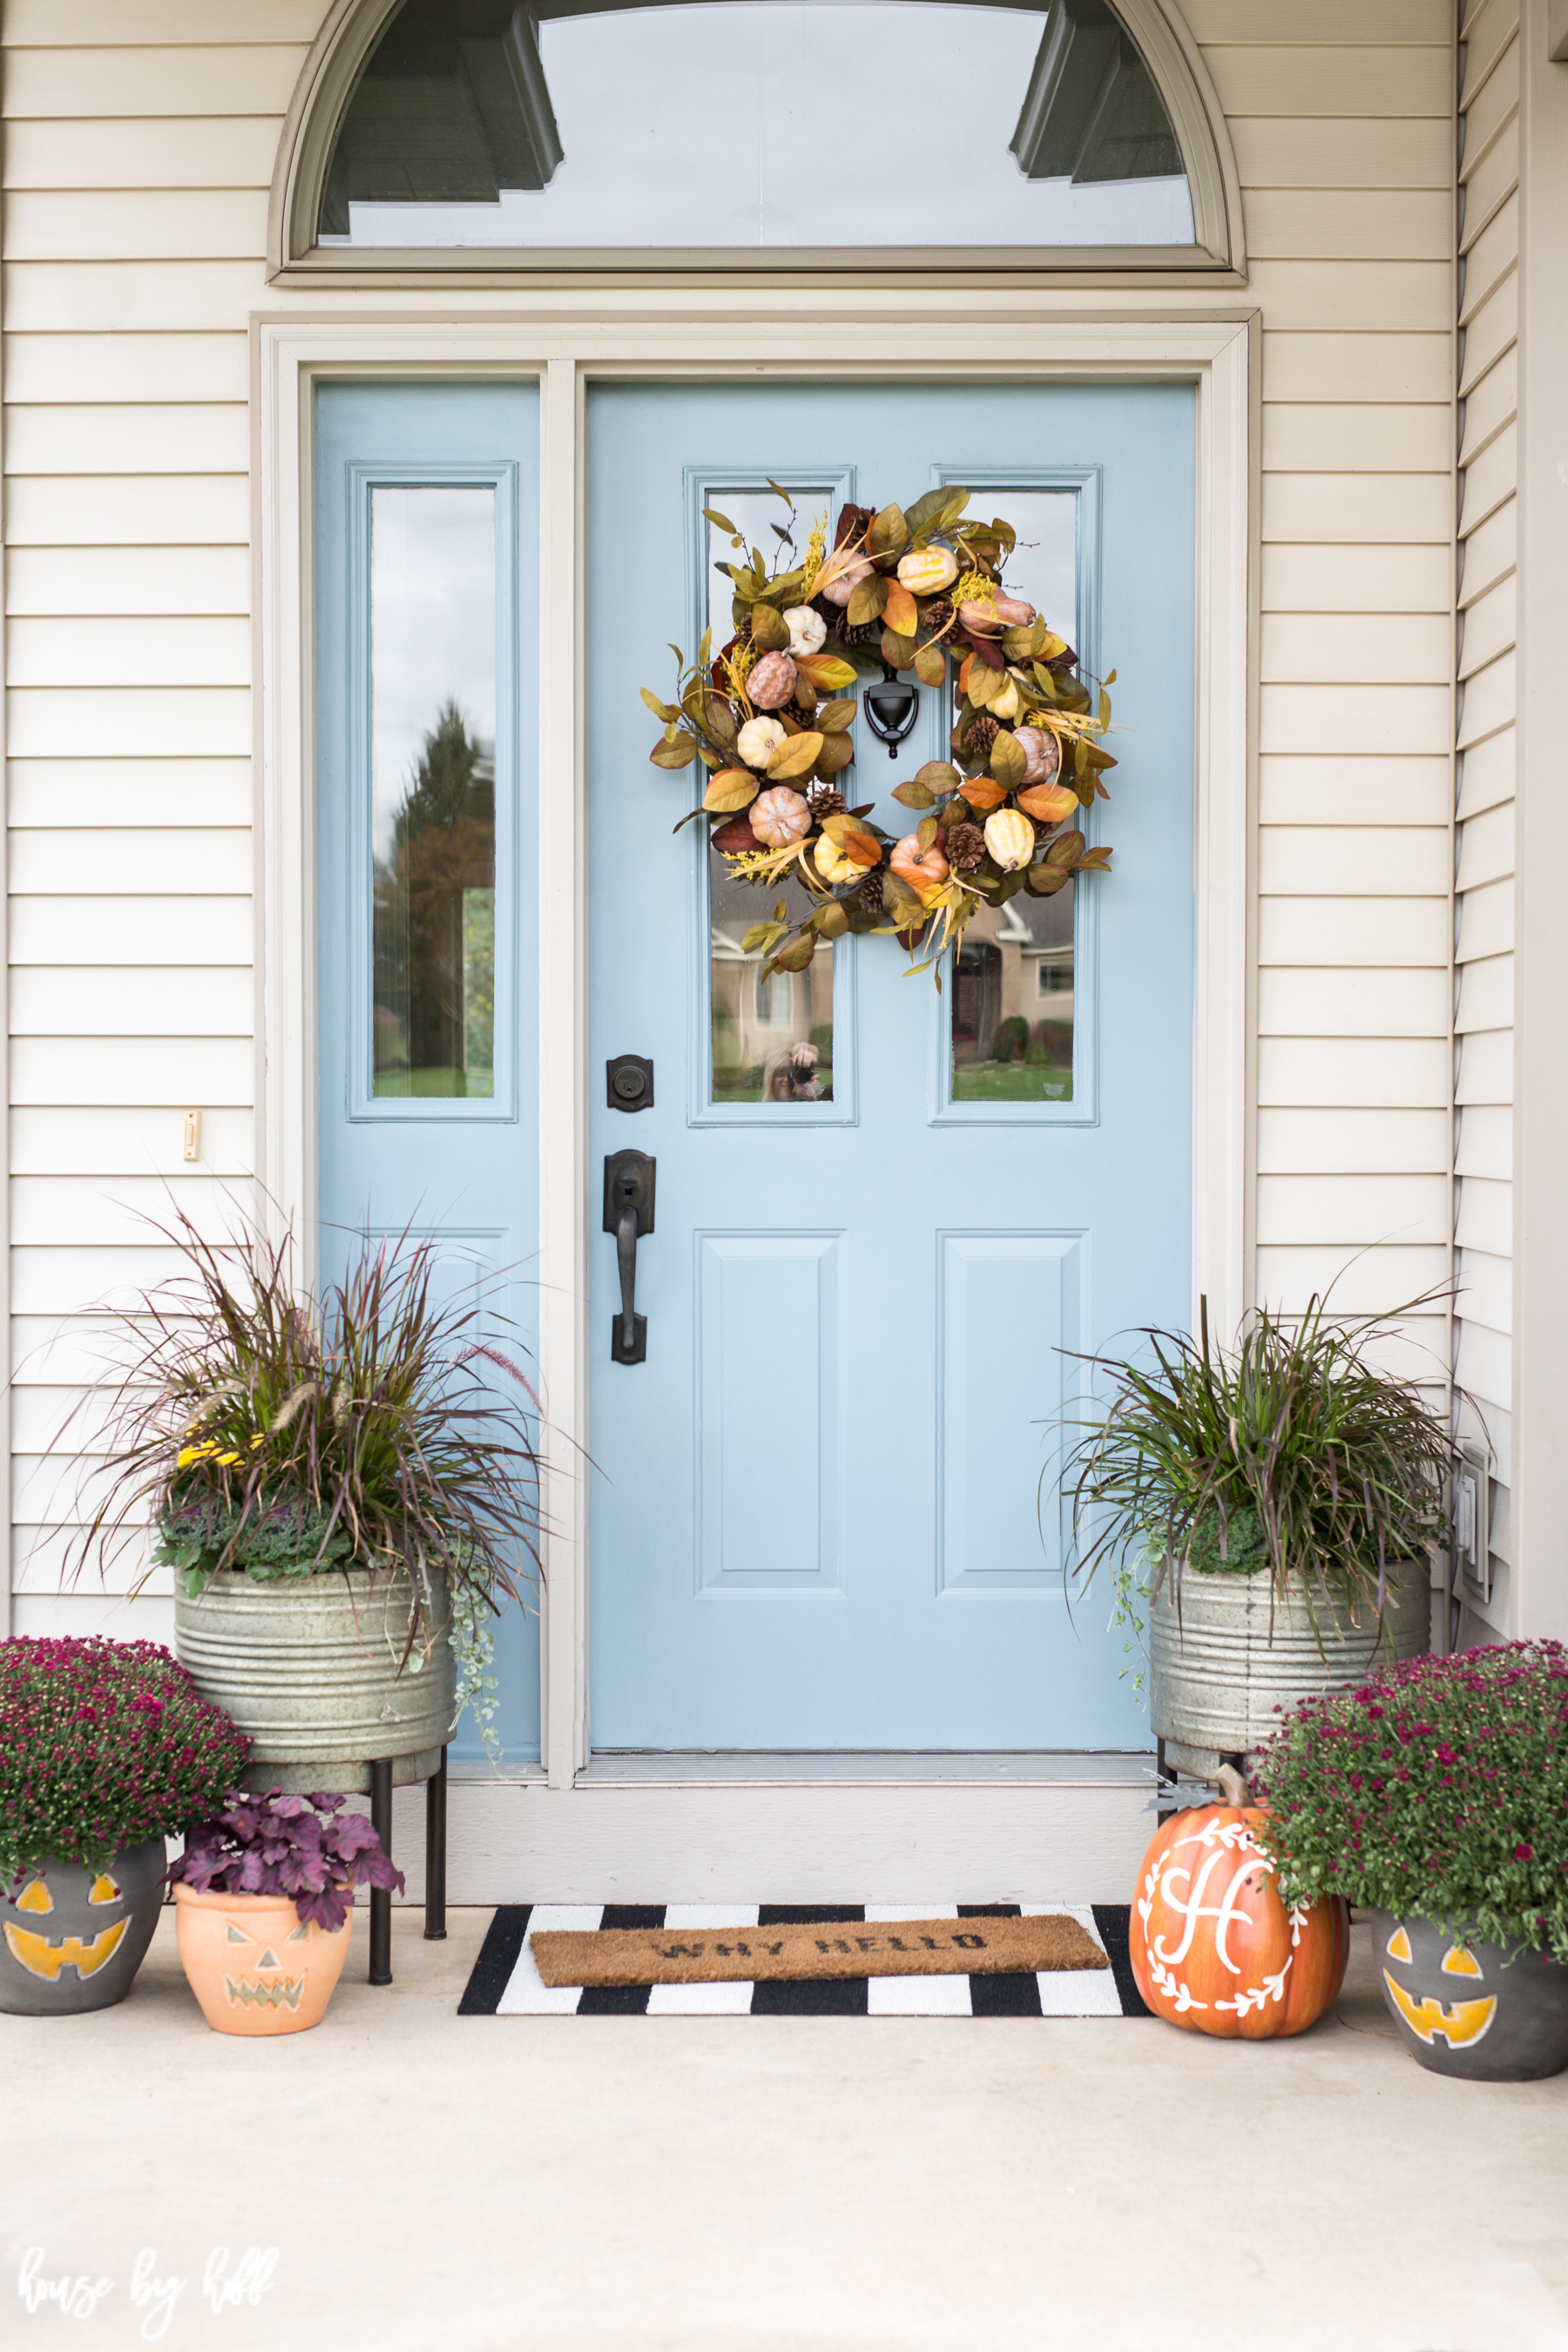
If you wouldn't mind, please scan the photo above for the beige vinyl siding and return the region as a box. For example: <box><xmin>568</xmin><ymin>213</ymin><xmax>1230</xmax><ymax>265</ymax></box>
<box><xmin>1453</xmin><ymin>0</ymin><xmax>1517</xmax><ymax>1629</ymax></box>
<box><xmin>1196</xmin><ymin>0</ymin><xmax>1456</xmax><ymax>1443</ymax></box>
<box><xmin>1</xmin><ymin>9</ymin><xmax>308</xmax><ymax>1641</ymax></box>
<box><xmin>2</xmin><ymin>0</ymin><xmax>1460</xmax><ymax>1647</ymax></box>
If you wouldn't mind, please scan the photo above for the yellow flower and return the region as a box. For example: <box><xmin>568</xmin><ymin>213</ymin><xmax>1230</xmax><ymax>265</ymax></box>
<box><xmin>215</xmin><ymin>1451</ymin><xmax>242</xmax><ymax>1467</ymax></box>
<box><xmin>176</xmin><ymin>1441</ymin><xmax>218</xmax><ymax>1469</ymax></box>
<box><xmin>250</xmin><ymin>1433</ymin><xmax>266</xmax><ymax>1449</ymax></box>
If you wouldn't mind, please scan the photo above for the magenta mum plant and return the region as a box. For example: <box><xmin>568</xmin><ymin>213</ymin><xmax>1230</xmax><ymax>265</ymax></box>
<box><xmin>169</xmin><ymin>1790</ymin><xmax>403</xmax><ymax>1932</ymax></box>
<box><xmin>1254</xmin><ymin>1640</ymin><xmax>1568</xmax><ymax>1960</ymax></box>
<box><xmin>0</xmin><ymin>1636</ymin><xmax>251</xmax><ymax>1884</ymax></box>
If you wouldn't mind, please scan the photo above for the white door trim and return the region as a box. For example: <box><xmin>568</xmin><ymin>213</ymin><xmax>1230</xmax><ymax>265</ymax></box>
<box><xmin>253</xmin><ymin>306</ymin><xmax>1254</xmax><ymax>1828</ymax></box>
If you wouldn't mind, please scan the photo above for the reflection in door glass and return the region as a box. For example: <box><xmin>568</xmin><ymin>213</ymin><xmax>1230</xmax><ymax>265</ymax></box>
<box><xmin>951</xmin><ymin>885</ymin><xmax>1074</xmax><ymax>1102</ymax></box>
<box><xmin>370</xmin><ymin>485</ymin><xmax>497</xmax><ymax>1098</ymax></box>
<box><xmin>950</xmin><ymin>487</ymin><xmax>1078</xmax><ymax>1104</ymax></box>
<box><xmin>706</xmin><ymin>489</ymin><xmax>834</xmax><ymax>1105</ymax></box>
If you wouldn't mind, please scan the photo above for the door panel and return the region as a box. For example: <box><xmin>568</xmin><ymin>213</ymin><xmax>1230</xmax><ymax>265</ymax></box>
<box><xmin>587</xmin><ymin>379</ymin><xmax>1194</xmax><ymax>1751</ymax></box>
<box><xmin>315</xmin><ymin>379</ymin><xmax>542</xmax><ymax>1767</ymax></box>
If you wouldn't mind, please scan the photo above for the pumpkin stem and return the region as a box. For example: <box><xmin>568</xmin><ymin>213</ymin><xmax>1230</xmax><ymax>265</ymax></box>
<box><xmin>1214</xmin><ymin>1761</ymin><xmax>1252</xmax><ymax>1807</ymax></box>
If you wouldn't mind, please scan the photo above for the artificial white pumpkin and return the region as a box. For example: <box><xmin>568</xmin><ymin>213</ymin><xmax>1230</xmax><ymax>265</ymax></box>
<box><xmin>736</xmin><ymin>715</ymin><xmax>788</xmax><ymax>771</ymax></box>
<box><xmin>896</xmin><ymin>546</ymin><xmax>959</xmax><ymax>596</ymax></box>
<box><xmin>983</xmin><ymin>808</ymin><xmax>1037</xmax><ymax>872</ymax></box>
<box><xmin>784</xmin><ymin>606</ymin><xmax>827</xmax><ymax>656</ymax></box>
<box><xmin>990</xmin><ymin>676</ymin><xmax>1022</xmax><ymax>722</ymax></box>
<box><xmin>747</xmin><ymin>651</ymin><xmax>798</xmax><ymax>710</ymax></box>
<box><xmin>750</xmin><ymin>787</ymin><xmax>813</xmax><ymax>848</ymax></box>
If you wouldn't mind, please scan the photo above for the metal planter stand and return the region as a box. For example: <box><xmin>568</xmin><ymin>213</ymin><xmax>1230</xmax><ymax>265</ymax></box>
<box><xmin>368</xmin><ymin>1747</ymin><xmax>447</xmax><ymax>1985</ymax></box>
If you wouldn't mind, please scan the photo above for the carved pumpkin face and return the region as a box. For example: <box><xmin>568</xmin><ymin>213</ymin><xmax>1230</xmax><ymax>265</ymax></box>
<box><xmin>218</xmin><ymin>1916</ymin><xmax>316</xmax><ymax>2016</ymax></box>
<box><xmin>172</xmin><ymin>1886</ymin><xmax>352</xmax><ymax>2037</ymax></box>
<box><xmin>0</xmin><ymin>1842</ymin><xmax>167</xmax><ymax>2017</ymax></box>
<box><xmin>1379</xmin><ymin>1917</ymin><xmax>1497</xmax><ymax>2051</ymax></box>
<box><xmin>3</xmin><ymin>1867</ymin><xmax>130</xmax><ymax>1982</ymax></box>
<box><xmin>1130</xmin><ymin>1801</ymin><xmax>1350</xmax><ymax>2040</ymax></box>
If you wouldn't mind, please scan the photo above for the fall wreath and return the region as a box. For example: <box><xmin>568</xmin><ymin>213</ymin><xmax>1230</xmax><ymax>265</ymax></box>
<box><xmin>643</xmin><ymin>483</ymin><xmax>1116</xmax><ymax>979</ymax></box>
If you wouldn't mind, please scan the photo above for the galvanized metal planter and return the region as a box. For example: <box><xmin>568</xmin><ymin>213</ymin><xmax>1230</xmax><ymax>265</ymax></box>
<box><xmin>174</xmin><ymin>1565</ymin><xmax>456</xmax><ymax>1795</ymax></box>
<box><xmin>1150</xmin><ymin>1561</ymin><xmax>1429</xmax><ymax>1776</ymax></box>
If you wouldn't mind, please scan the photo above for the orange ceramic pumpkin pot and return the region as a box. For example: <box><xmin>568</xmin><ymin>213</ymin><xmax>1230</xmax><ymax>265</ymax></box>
<box><xmin>1130</xmin><ymin>1793</ymin><xmax>1348</xmax><ymax>2038</ymax></box>
<box><xmin>174</xmin><ymin>1885</ymin><xmax>352</xmax><ymax>2037</ymax></box>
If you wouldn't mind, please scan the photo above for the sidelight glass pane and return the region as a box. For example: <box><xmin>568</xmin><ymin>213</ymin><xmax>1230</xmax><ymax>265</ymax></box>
<box><xmin>706</xmin><ymin>489</ymin><xmax>835</xmax><ymax>1105</ymax></box>
<box><xmin>321</xmin><ymin>1</ymin><xmax>1193</xmax><ymax>251</ymax></box>
<box><xmin>949</xmin><ymin>486</ymin><xmax>1079</xmax><ymax>1105</ymax></box>
<box><xmin>370</xmin><ymin>484</ymin><xmax>497</xmax><ymax>1098</ymax></box>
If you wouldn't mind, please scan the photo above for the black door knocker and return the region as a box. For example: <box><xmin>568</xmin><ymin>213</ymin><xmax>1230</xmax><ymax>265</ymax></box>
<box><xmin>863</xmin><ymin>663</ymin><xmax>921</xmax><ymax>759</ymax></box>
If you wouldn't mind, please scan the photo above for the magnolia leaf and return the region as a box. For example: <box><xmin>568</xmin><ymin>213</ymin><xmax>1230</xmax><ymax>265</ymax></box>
<box><xmin>916</xmin><ymin>815</ymin><xmax>938</xmax><ymax>852</ymax></box>
<box><xmin>1000</xmin><ymin>625</ymin><xmax>1037</xmax><ymax>663</ymax></box>
<box><xmin>750</xmin><ymin>603</ymin><xmax>790</xmax><ymax>653</ymax></box>
<box><xmin>1047</xmin><ymin>828</ymin><xmax>1085</xmax><ymax>868</ymax></box>
<box><xmin>880</xmin><ymin>629</ymin><xmax>916</xmax><ymax>670</ymax></box>
<box><xmin>770</xmin><ymin>932</ymin><xmax>816</xmax><ymax>975</ymax></box>
<box><xmin>741</xmin><ymin>920</ymin><xmax>784</xmax><ymax>954</ymax></box>
<box><xmin>958</xmin><ymin>777</ymin><xmax>1006</xmax><ymax>813</ymax></box>
<box><xmin>650</xmin><ymin>735</ymin><xmax>700</xmax><ymax>770</ymax></box>
<box><xmin>911</xmin><ymin>645</ymin><xmax>947</xmax><ymax>688</ymax></box>
<box><xmin>816</xmin><ymin>696</ymin><xmax>857</xmax><ymax>733</ymax></box>
<box><xmin>1073</xmin><ymin>737</ymin><xmax>1089</xmax><ymax>778</ymax></box>
<box><xmin>1083</xmin><ymin>740</ymin><xmax>1118</xmax><ymax>772</ymax></box>
<box><xmin>795</xmin><ymin>653</ymin><xmax>858</xmax><ymax>692</ymax></box>
<box><xmin>893</xmin><ymin>780</ymin><xmax>936</xmax><ymax>810</ymax></box>
<box><xmin>1030</xmin><ymin>663</ymin><xmax>1062</xmax><ymax>704</ymax></box>
<box><xmin>702</xmin><ymin>508</ymin><xmax>740</xmax><ymax>536</ymax></box>
<box><xmin>641</xmin><ymin>686</ymin><xmax>680</xmax><ymax>722</ymax></box>
<box><xmin>867</xmin><ymin>503</ymin><xmax>909</xmax><ymax>558</ymax></box>
<box><xmin>699</xmin><ymin>625</ymin><xmax>713</xmax><ymax>667</ymax></box>
<box><xmin>902</xmin><ymin>485</ymin><xmax>952</xmax><ymax>542</ymax></box>
<box><xmin>702</xmin><ymin>768</ymin><xmax>760</xmax><ymax>813</ymax></box>
<box><xmin>847</xmin><ymin>573</ymin><xmax>889</xmax><ymax>628</ymax></box>
<box><xmin>916</xmin><ymin>760</ymin><xmax>961</xmax><ymax>796</ymax></box>
<box><xmin>767</xmin><ymin>730</ymin><xmax>825</xmax><ymax>781</ymax></box>
<box><xmin>1098</xmin><ymin>687</ymin><xmax>1112</xmax><ymax>728</ymax></box>
<box><xmin>814</xmin><ymin>731</ymin><xmax>855</xmax><ymax>777</ymax></box>
<box><xmin>1024</xmin><ymin>862</ymin><xmax>1071</xmax><ymax>897</ymax></box>
<box><xmin>1080</xmin><ymin>844</ymin><xmax>1114</xmax><ymax>869</ymax></box>
<box><xmin>883</xmin><ymin>871</ymin><xmax>927</xmax><ymax>928</ymax></box>
<box><xmin>882</xmin><ymin>579</ymin><xmax>918</xmax><ymax>637</ymax></box>
<box><xmin>841</xmin><ymin>827</ymin><xmax>882</xmax><ymax>868</ymax></box>
<box><xmin>967</xmin><ymin>660</ymin><xmax>1001</xmax><ymax>712</ymax></box>
<box><xmin>990</xmin><ymin>730</ymin><xmax>1026</xmax><ymax>790</ymax></box>
<box><xmin>814</xmin><ymin>900</ymin><xmax>850</xmax><ymax>939</ymax></box>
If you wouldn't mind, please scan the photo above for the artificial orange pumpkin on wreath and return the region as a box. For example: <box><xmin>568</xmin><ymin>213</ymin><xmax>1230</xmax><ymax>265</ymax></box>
<box><xmin>1129</xmin><ymin>1766</ymin><xmax>1349</xmax><ymax>2038</ymax></box>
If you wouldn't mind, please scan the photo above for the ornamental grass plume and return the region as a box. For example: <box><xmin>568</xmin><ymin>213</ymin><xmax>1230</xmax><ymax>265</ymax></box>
<box><xmin>59</xmin><ymin>1204</ymin><xmax>544</xmax><ymax>1646</ymax></box>
<box><xmin>0</xmin><ymin>1637</ymin><xmax>250</xmax><ymax>1882</ymax></box>
<box><xmin>1254</xmin><ymin>1642</ymin><xmax>1568</xmax><ymax>1961</ymax></box>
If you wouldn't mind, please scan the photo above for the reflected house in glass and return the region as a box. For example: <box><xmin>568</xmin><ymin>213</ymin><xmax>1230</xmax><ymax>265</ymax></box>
<box><xmin>317</xmin><ymin>0</ymin><xmax>1194</xmax><ymax>253</ymax></box>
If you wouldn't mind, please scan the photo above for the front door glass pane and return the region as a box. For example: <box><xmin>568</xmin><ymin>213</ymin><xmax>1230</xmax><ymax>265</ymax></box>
<box><xmin>948</xmin><ymin>486</ymin><xmax>1080</xmax><ymax>1105</ymax></box>
<box><xmin>370</xmin><ymin>484</ymin><xmax>497</xmax><ymax>1098</ymax></box>
<box><xmin>321</xmin><ymin>0</ymin><xmax>1193</xmax><ymax>251</ymax></box>
<box><xmin>706</xmin><ymin>487</ymin><xmax>835</xmax><ymax>1105</ymax></box>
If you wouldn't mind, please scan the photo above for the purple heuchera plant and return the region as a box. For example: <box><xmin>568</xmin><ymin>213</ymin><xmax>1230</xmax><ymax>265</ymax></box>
<box><xmin>170</xmin><ymin>1790</ymin><xmax>404</xmax><ymax>1932</ymax></box>
<box><xmin>0</xmin><ymin>1636</ymin><xmax>250</xmax><ymax>1883</ymax></box>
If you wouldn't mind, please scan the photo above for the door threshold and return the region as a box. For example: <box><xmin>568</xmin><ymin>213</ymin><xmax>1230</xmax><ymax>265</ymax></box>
<box><xmin>577</xmin><ymin>1749</ymin><xmax>1154</xmax><ymax>1788</ymax></box>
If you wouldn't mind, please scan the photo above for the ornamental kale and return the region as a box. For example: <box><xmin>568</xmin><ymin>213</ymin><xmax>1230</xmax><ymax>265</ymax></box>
<box><xmin>1254</xmin><ymin>1641</ymin><xmax>1568</xmax><ymax>1961</ymax></box>
<box><xmin>170</xmin><ymin>1790</ymin><xmax>404</xmax><ymax>1933</ymax></box>
<box><xmin>0</xmin><ymin>1636</ymin><xmax>251</xmax><ymax>1882</ymax></box>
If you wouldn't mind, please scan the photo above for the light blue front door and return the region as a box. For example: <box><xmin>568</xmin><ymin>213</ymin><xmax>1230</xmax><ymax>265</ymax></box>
<box><xmin>314</xmin><ymin>379</ymin><xmax>541</xmax><ymax>1767</ymax></box>
<box><xmin>587</xmin><ymin>379</ymin><xmax>1194</xmax><ymax>1752</ymax></box>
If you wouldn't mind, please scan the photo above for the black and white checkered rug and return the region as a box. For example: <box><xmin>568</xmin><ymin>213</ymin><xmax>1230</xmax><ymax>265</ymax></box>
<box><xmin>459</xmin><ymin>1903</ymin><xmax>1151</xmax><ymax>2016</ymax></box>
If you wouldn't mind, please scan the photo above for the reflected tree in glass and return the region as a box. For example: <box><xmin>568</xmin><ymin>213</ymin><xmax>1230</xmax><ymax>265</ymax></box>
<box><xmin>374</xmin><ymin>699</ymin><xmax>497</xmax><ymax>1098</ymax></box>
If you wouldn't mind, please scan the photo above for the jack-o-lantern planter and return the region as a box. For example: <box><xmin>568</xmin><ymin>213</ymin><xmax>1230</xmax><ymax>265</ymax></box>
<box><xmin>1370</xmin><ymin>1910</ymin><xmax>1568</xmax><ymax>2082</ymax></box>
<box><xmin>0</xmin><ymin>1841</ymin><xmax>166</xmax><ymax>2017</ymax></box>
<box><xmin>1130</xmin><ymin>1776</ymin><xmax>1349</xmax><ymax>2039</ymax></box>
<box><xmin>174</xmin><ymin>1886</ymin><xmax>352</xmax><ymax>2037</ymax></box>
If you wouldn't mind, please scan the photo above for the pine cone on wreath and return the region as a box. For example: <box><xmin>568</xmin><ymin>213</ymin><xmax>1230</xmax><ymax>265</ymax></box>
<box><xmin>835</xmin><ymin>616</ymin><xmax>882</xmax><ymax>654</ymax></box>
<box><xmin>944</xmin><ymin>821</ymin><xmax>987</xmax><ymax>875</ymax></box>
<box><xmin>963</xmin><ymin>712</ymin><xmax>1001</xmax><ymax>761</ymax></box>
<box><xmin>806</xmin><ymin>783</ymin><xmax>846</xmax><ymax>820</ymax></box>
<box><xmin>920</xmin><ymin>597</ymin><xmax>956</xmax><ymax>641</ymax></box>
<box><xmin>856</xmin><ymin>869</ymin><xmax>886</xmax><ymax>916</ymax></box>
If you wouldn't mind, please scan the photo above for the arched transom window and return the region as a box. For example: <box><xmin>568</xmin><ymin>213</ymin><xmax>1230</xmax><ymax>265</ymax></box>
<box><xmin>274</xmin><ymin>0</ymin><xmax>1243</xmax><ymax>272</ymax></box>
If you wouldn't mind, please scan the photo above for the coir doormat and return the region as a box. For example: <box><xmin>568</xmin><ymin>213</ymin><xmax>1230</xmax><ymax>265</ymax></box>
<box><xmin>460</xmin><ymin>1903</ymin><xmax>1153</xmax><ymax>2017</ymax></box>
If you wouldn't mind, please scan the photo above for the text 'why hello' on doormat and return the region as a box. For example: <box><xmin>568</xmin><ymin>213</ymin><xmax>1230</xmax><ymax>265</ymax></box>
<box><xmin>460</xmin><ymin>1903</ymin><xmax>1153</xmax><ymax>2017</ymax></box>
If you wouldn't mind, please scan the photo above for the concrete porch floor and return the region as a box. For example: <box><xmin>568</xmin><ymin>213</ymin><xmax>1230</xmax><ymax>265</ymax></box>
<box><xmin>7</xmin><ymin>1909</ymin><xmax>1568</xmax><ymax>2352</ymax></box>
